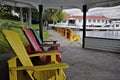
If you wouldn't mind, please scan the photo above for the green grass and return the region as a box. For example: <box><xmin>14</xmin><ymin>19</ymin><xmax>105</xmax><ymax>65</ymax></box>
<box><xmin>43</xmin><ymin>30</ymin><xmax>49</xmax><ymax>40</ymax></box>
<box><xmin>0</xmin><ymin>19</ymin><xmax>48</xmax><ymax>53</ymax></box>
<box><xmin>0</xmin><ymin>33</ymin><xmax>11</xmax><ymax>53</ymax></box>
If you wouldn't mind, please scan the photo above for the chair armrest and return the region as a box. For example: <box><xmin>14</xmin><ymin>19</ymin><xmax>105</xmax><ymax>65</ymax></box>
<box><xmin>29</xmin><ymin>50</ymin><xmax>62</xmax><ymax>54</ymax></box>
<box><xmin>40</xmin><ymin>44</ymin><xmax>60</xmax><ymax>47</ymax></box>
<box><xmin>47</xmin><ymin>50</ymin><xmax>62</xmax><ymax>53</ymax></box>
<box><xmin>9</xmin><ymin>63</ymin><xmax>69</xmax><ymax>71</ymax></box>
<box><xmin>43</xmin><ymin>40</ymin><xmax>58</xmax><ymax>44</ymax></box>
<box><xmin>29</xmin><ymin>51</ymin><xmax>59</xmax><ymax>57</ymax></box>
<box><xmin>29</xmin><ymin>50</ymin><xmax>61</xmax><ymax>54</ymax></box>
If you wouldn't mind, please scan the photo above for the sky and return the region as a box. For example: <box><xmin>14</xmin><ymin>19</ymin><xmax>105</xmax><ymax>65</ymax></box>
<box><xmin>63</xmin><ymin>5</ymin><xmax>120</xmax><ymax>19</ymax></box>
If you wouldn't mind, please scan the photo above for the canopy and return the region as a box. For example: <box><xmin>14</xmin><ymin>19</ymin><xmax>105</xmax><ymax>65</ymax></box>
<box><xmin>0</xmin><ymin>0</ymin><xmax>120</xmax><ymax>10</ymax></box>
<box><xmin>1</xmin><ymin>0</ymin><xmax>120</xmax><ymax>48</ymax></box>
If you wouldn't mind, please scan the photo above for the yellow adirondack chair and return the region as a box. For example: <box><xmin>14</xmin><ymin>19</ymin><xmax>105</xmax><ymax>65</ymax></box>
<box><xmin>2</xmin><ymin>30</ymin><xmax>69</xmax><ymax>80</ymax></box>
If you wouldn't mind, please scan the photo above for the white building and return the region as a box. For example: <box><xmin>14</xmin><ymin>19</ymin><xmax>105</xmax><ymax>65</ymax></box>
<box><xmin>61</xmin><ymin>15</ymin><xmax>110</xmax><ymax>28</ymax></box>
<box><xmin>112</xmin><ymin>21</ymin><xmax>120</xmax><ymax>28</ymax></box>
<box><xmin>53</xmin><ymin>15</ymin><xmax>120</xmax><ymax>30</ymax></box>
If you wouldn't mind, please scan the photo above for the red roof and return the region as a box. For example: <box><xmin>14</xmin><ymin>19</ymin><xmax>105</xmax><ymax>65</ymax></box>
<box><xmin>65</xmin><ymin>15</ymin><xmax>108</xmax><ymax>20</ymax></box>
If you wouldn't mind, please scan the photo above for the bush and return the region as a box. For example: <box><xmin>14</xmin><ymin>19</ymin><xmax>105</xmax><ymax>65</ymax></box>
<box><xmin>0</xmin><ymin>11</ymin><xmax>19</xmax><ymax>21</ymax></box>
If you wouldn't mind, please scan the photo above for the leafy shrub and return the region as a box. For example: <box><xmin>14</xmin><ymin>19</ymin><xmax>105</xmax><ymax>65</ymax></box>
<box><xmin>0</xmin><ymin>11</ymin><xmax>19</xmax><ymax>21</ymax></box>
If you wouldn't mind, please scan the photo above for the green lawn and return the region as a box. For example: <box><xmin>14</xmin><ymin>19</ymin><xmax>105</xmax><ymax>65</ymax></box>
<box><xmin>0</xmin><ymin>19</ymin><xmax>48</xmax><ymax>53</ymax></box>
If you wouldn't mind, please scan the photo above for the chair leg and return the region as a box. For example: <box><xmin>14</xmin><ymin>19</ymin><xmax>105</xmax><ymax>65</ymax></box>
<box><xmin>8</xmin><ymin>58</ymin><xmax>17</xmax><ymax>80</ymax></box>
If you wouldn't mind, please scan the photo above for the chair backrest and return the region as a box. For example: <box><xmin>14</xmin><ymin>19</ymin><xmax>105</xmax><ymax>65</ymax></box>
<box><xmin>22</xmin><ymin>28</ymin><xmax>43</xmax><ymax>51</ymax></box>
<box><xmin>2</xmin><ymin>30</ymin><xmax>34</xmax><ymax>79</ymax></box>
<box><xmin>31</xmin><ymin>28</ymin><xmax>43</xmax><ymax>45</ymax></box>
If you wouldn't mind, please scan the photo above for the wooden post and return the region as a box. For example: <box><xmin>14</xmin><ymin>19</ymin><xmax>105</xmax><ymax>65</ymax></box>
<box><xmin>20</xmin><ymin>7</ymin><xmax>23</xmax><ymax>23</ymax></box>
<box><xmin>82</xmin><ymin>5</ymin><xmax>87</xmax><ymax>48</ymax></box>
<box><xmin>39</xmin><ymin>5</ymin><xmax>43</xmax><ymax>41</ymax></box>
<box><xmin>26</xmin><ymin>11</ymin><xmax>28</xmax><ymax>23</ymax></box>
<box><xmin>28</xmin><ymin>8</ymin><xmax>32</xmax><ymax>27</ymax></box>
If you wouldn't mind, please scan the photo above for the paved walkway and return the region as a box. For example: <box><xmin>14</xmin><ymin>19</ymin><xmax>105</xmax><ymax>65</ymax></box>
<box><xmin>48</xmin><ymin>30</ymin><xmax>120</xmax><ymax>80</ymax></box>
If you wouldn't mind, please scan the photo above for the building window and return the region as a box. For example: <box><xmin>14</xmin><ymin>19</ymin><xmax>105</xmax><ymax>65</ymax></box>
<box><xmin>79</xmin><ymin>19</ymin><xmax>81</xmax><ymax>22</ymax></box>
<box><xmin>105</xmin><ymin>20</ymin><xmax>107</xmax><ymax>24</ymax></box>
<box><xmin>88</xmin><ymin>19</ymin><xmax>91</xmax><ymax>23</ymax></box>
<box><xmin>97</xmin><ymin>20</ymin><xmax>100</xmax><ymax>23</ymax></box>
<box><xmin>102</xmin><ymin>20</ymin><xmax>104</xmax><ymax>23</ymax></box>
<box><xmin>93</xmin><ymin>19</ymin><xmax>96</xmax><ymax>22</ymax></box>
<box><xmin>68</xmin><ymin>20</ymin><xmax>76</xmax><ymax>26</ymax></box>
<box><xmin>116</xmin><ymin>25</ymin><xmax>119</xmax><ymax>27</ymax></box>
<box><xmin>63</xmin><ymin>20</ymin><xmax>66</xmax><ymax>23</ymax></box>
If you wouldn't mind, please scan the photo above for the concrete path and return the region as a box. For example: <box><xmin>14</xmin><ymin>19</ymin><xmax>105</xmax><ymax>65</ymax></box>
<box><xmin>48</xmin><ymin>30</ymin><xmax>120</xmax><ymax>80</ymax></box>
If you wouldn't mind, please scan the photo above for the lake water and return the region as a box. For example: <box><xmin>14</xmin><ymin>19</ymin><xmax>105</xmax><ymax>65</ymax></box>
<box><xmin>75</xmin><ymin>30</ymin><xmax>120</xmax><ymax>40</ymax></box>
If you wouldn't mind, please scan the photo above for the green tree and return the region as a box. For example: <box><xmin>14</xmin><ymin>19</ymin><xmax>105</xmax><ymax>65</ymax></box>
<box><xmin>57</xmin><ymin>10</ymin><xmax>66</xmax><ymax>22</ymax></box>
<box><xmin>43</xmin><ymin>9</ymin><xmax>66</xmax><ymax>24</ymax></box>
<box><xmin>0</xmin><ymin>5</ymin><xmax>19</xmax><ymax>20</ymax></box>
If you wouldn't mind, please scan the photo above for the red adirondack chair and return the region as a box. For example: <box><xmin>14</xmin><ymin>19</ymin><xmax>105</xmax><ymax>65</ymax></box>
<box><xmin>31</xmin><ymin>28</ymin><xmax>59</xmax><ymax>50</ymax></box>
<box><xmin>22</xmin><ymin>28</ymin><xmax>62</xmax><ymax>65</ymax></box>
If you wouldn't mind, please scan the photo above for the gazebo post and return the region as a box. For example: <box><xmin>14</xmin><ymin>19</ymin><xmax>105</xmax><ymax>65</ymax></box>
<box><xmin>39</xmin><ymin>5</ymin><xmax>43</xmax><ymax>42</ymax></box>
<box><xmin>28</xmin><ymin>7</ymin><xmax>32</xmax><ymax>27</ymax></box>
<box><xmin>82</xmin><ymin>5</ymin><xmax>87</xmax><ymax>48</ymax></box>
<box><xmin>20</xmin><ymin>7</ymin><xmax>23</xmax><ymax>24</ymax></box>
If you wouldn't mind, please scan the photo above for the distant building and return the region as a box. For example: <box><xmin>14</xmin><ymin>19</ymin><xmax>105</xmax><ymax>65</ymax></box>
<box><xmin>60</xmin><ymin>15</ymin><xmax>110</xmax><ymax>27</ymax></box>
<box><xmin>112</xmin><ymin>21</ymin><xmax>120</xmax><ymax>28</ymax></box>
